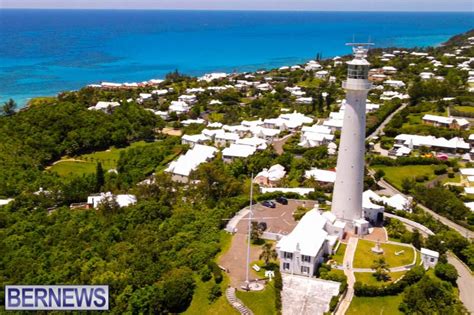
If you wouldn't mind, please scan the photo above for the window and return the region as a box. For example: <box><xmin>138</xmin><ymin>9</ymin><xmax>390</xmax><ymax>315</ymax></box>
<box><xmin>301</xmin><ymin>255</ymin><xmax>311</xmax><ymax>263</ymax></box>
<box><xmin>283</xmin><ymin>263</ymin><xmax>290</xmax><ymax>270</ymax></box>
<box><xmin>430</xmin><ymin>257</ymin><xmax>435</xmax><ymax>262</ymax></box>
<box><xmin>283</xmin><ymin>252</ymin><xmax>293</xmax><ymax>259</ymax></box>
<box><xmin>347</xmin><ymin>64</ymin><xmax>369</xmax><ymax>79</ymax></box>
<box><xmin>301</xmin><ymin>266</ymin><xmax>310</xmax><ymax>274</ymax></box>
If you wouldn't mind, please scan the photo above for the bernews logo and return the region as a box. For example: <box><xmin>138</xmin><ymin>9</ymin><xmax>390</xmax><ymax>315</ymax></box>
<box><xmin>5</xmin><ymin>285</ymin><xmax>109</xmax><ymax>310</ymax></box>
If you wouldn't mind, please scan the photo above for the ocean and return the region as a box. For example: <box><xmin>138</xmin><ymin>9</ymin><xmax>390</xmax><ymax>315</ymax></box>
<box><xmin>0</xmin><ymin>10</ymin><xmax>473</xmax><ymax>106</ymax></box>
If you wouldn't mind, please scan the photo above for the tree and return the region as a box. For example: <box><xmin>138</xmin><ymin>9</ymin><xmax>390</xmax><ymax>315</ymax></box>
<box><xmin>251</xmin><ymin>221</ymin><xmax>263</xmax><ymax>244</ymax></box>
<box><xmin>371</xmin><ymin>257</ymin><xmax>391</xmax><ymax>282</ymax></box>
<box><xmin>401</xmin><ymin>177</ymin><xmax>414</xmax><ymax>194</ymax></box>
<box><xmin>259</xmin><ymin>242</ymin><xmax>278</xmax><ymax>266</ymax></box>
<box><xmin>159</xmin><ymin>267</ymin><xmax>195</xmax><ymax>313</ymax></box>
<box><xmin>400</xmin><ymin>275</ymin><xmax>465</xmax><ymax>314</ymax></box>
<box><xmin>411</xmin><ymin>229</ymin><xmax>423</xmax><ymax>250</ymax></box>
<box><xmin>96</xmin><ymin>162</ymin><xmax>105</xmax><ymax>192</ymax></box>
<box><xmin>435</xmin><ymin>263</ymin><xmax>458</xmax><ymax>285</ymax></box>
<box><xmin>2</xmin><ymin>98</ymin><xmax>17</xmax><ymax>116</ymax></box>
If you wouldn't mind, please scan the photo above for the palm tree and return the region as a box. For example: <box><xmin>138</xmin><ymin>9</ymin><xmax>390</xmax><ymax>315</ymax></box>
<box><xmin>259</xmin><ymin>243</ymin><xmax>277</xmax><ymax>266</ymax></box>
<box><xmin>371</xmin><ymin>257</ymin><xmax>391</xmax><ymax>282</ymax></box>
<box><xmin>2</xmin><ymin>98</ymin><xmax>17</xmax><ymax>116</ymax></box>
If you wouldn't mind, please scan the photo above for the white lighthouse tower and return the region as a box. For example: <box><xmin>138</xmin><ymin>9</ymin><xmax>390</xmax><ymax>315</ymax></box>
<box><xmin>331</xmin><ymin>43</ymin><xmax>373</xmax><ymax>235</ymax></box>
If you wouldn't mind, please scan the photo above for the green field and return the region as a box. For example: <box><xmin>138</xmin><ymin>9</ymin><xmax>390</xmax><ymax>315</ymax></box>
<box><xmin>236</xmin><ymin>283</ymin><xmax>277</xmax><ymax>315</ymax></box>
<box><xmin>353</xmin><ymin>240</ymin><xmax>415</xmax><ymax>269</ymax></box>
<box><xmin>453</xmin><ymin>105</ymin><xmax>474</xmax><ymax>114</ymax></box>
<box><xmin>355</xmin><ymin>271</ymin><xmax>407</xmax><ymax>286</ymax></box>
<box><xmin>332</xmin><ymin>243</ymin><xmax>347</xmax><ymax>265</ymax></box>
<box><xmin>372</xmin><ymin>165</ymin><xmax>437</xmax><ymax>190</ymax></box>
<box><xmin>48</xmin><ymin>141</ymin><xmax>149</xmax><ymax>176</ymax></box>
<box><xmin>347</xmin><ymin>295</ymin><xmax>403</xmax><ymax>315</ymax></box>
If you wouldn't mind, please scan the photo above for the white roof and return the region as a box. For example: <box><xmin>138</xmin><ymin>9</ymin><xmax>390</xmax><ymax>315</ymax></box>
<box><xmin>469</xmin><ymin>134</ymin><xmax>474</xmax><ymax>141</ymax></box>
<box><xmin>0</xmin><ymin>198</ymin><xmax>13</xmax><ymax>206</ymax></box>
<box><xmin>302</xmin><ymin>125</ymin><xmax>332</xmax><ymax>135</ymax></box>
<box><xmin>222</xmin><ymin>144</ymin><xmax>256</xmax><ymax>158</ymax></box>
<box><xmin>304</xmin><ymin>168</ymin><xmax>336</xmax><ymax>183</ymax></box>
<box><xmin>181</xmin><ymin>118</ymin><xmax>205</xmax><ymax>126</ymax></box>
<box><xmin>277</xmin><ymin>210</ymin><xmax>328</xmax><ymax>257</ymax></box>
<box><xmin>236</xmin><ymin>137</ymin><xmax>268</xmax><ymax>150</ymax></box>
<box><xmin>422</xmin><ymin>114</ymin><xmax>469</xmax><ymax>127</ymax></box>
<box><xmin>255</xmin><ymin>164</ymin><xmax>286</xmax><ymax>181</ymax></box>
<box><xmin>90</xmin><ymin>101</ymin><xmax>120</xmax><ymax>110</ymax></box>
<box><xmin>465</xmin><ymin>187</ymin><xmax>474</xmax><ymax>195</ymax></box>
<box><xmin>421</xmin><ymin>247</ymin><xmax>439</xmax><ymax>258</ymax></box>
<box><xmin>165</xmin><ymin>144</ymin><xmax>217</xmax><ymax>176</ymax></box>
<box><xmin>464</xmin><ymin>202</ymin><xmax>474</xmax><ymax>212</ymax></box>
<box><xmin>182</xmin><ymin>134</ymin><xmax>209</xmax><ymax>143</ymax></box>
<box><xmin>395</xmin><ymin>134</ymin><xmax>470</xmax><ymax>150</ymax></box>
<box><xmin>260</xmin><ymin>187</ymin><xmax>314</xmax><ymax>195</ymax></box>
<box><xmin>216</xmin><ymin>132</ymin><xmax>240</xmax><ymax>141</ymax></box>
<box><xmin>87</xmin><ymin>192</ymin><xmax>137</xmax><ymax>208</ymax></box>
<box><xmin>207</xmin><ymin>122</ymin><xmax>223</xmax><ymax>128</ymax></box>
<box><xmin>460</xmin><ymin>168</ymin><xmax>474</xmax><ymax>176</ymax></box>
<box><xmin>279</xmin><ymin>111</ymin><xmax>313</xmax><ymax>125</ymax></box>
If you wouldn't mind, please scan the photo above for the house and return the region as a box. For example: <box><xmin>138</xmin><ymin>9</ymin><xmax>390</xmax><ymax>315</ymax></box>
<box><xmin>222</xmin><ymin>144</ymin><xmax>257</xmax><ymax>162</ymax></box>
<box><xmin>315</xmin><ymin>70</ymin><xmax>329</xmax><ymax>79</ymax></box>
<box><xmin>420</xmin><ymin>72</ymin><xmax>435</xmax><ymax>80</ymax></box>
<box><xmin>214</xmin><ymin>132</ymin><xmax>240</xmax><ymax>147</ymax></box>
<box><xmin>422</xmin><ymin>114</ymin><xmax>469</xmax><ymax>130</ymax></box>
<box><xmin>181</xmin><ymin>134</ymin><xmax>209</xmax><ymax>148</ymax></box>
<box><xmin>250</xmin><ymin>126</ymin><xmax>281</xmax><ymax>142</ymax></box>
<box><xmin>420</xmin><ymin>248</ymin><xmax>439</xmax><ymax>269</ymax></box>
<box><xmin>235</xmin><ymin>137</ymin><xmax>268</xmax><ymax>150</ymax></box>
<box><xmin>299</xmin><ymin>132</ymin><xmax>334</xmax><ymax>148</ymax></box>
<box><xmin>460</xmin><ymin>168</ymin><xmax>474</xmax><ymax>187</ymax></box>
<box><xmin>169</xmin><ymin>101</ymin><xmax>190</xmax><ymax>114</ymax></box>
<box><xmin>304</xmin><ymin>168</ymin><xmax>336</xmax><ymax>184</ymax></box>
<box><xmin>87</xmin><ymin>192</ymin><xmax>137</xmax><ymax>208</ymax></box>
<box><xmin>382</xmin><ymin>66</ymin><xmax>397</xmax><ymax>74</ymax></box>
<box><xmin>178</xmin><ymin>94</ymin><xmax>197</xmax><ymax>104</ymax></box>
<box><xmin>384</xmin><ymin>80</ymin><xmax>406</xmax><ymax>88</ymax></box>
<box><xmin>146</xmin><ymin>109</ymin><xmax>169</xmax><ymax>120</ymax></box>
<box><xmin>296</xmin><ymin>97</ymin><xmax>313</xmax><ymax>104</ymax></box>
<box><xmin>394</xmin><ymin>134</ymin><xmax>470</xmax><ymax>153</ymax></box>
<box><xmin>88</xmin><ymin>101</ymin><xmax>120</xmax><ymax>112</ymax></box>
<box><xmin>199</xmin><ymin>72</ymin><xmax>227</xmax><ymax>82</ymax></box>
<box><xmin>181</xmin><ymin>118</ymin><xmax>205</xmax><ymax>126</ymax></box>
<box><xmin>276</xmin><ymin>210</ymin><xmax>342</xmax><ymax>276</ymax></box>
<box><xmin>254</xmin><ymin>164</ymin><xmax>286</xmax><ymax>187</ymax></box>
<box><xmin>165</xmin><ymin>144</ymin><xmax>217</xmax><ymax>183</ymax></box>
<box><xmin>0</xmin><ymin>198</ymin><xmax>13</xmax><ymax>207</ymax></box>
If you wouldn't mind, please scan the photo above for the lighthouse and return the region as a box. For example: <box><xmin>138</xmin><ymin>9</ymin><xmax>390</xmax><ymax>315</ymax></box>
<box><xmin>331</xmin><ymin>43</ymin><xmax>373</xmax><ymax>235</ymax></box>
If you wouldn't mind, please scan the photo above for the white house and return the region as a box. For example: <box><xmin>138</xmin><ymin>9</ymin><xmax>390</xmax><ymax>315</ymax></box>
<box><xmin>214</xmin><ymin>132</ymin><xmax>240</xmax><ymax>147</ymax></box>
<box><xmin>87</xmin><ymin>192</ymin><xmax>137</xmax><ymax>208</ymax></box>
<box><xmin>181</xmin><ymin>134</ymin><xmax>209</xmax><ymax>147</ymax></box>
<box><xmin>254</xmin><ymin>164</ymin><xmax>286</xmax><ymax>187</ymax></box>
<box><xmin>88</xmin><ymin>101</ymin><xmax>120</xmax><ymax>112</ymax></box>
<box><xmin>235</xmin><ymin>137</ymin><xmax>268</xmax><ymax>150</ymax></box>
<box><xmin>420</xmin><ymin>248</ymin><xmax>439</xmax><ymax>269</ymax></box>
<box><xmin>169</xmin><ymin>101</ymin><xmax>190</xmax><ymax>114</ymax></box>
<box><xmin>304</xmin><ymin>168</ymin><xmax>336</xmax><ymax>184</ymax></box>
<box><xmin>178</xmin><ymin>94</ymin><xmax>197</xmax><ymax>104</ymax></box>
<box><xmin>165</xmin><ymin>144</ymin><xmax>217</xmax><ymax>182</ymax></box>
<box><xmin>222</xmin><ymin>144</ymin><xmax>257</xmax><ymax>162</ymax></box>
<box><xmin>422</xmin><ymin>114</ymin><xmax>469</xmax><ymax>130</ymax></box>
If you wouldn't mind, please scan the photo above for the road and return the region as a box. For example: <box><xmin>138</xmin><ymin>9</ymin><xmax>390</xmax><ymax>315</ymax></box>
<box><xmin>447</xmin><ymin>253</ymin><xmax>474</xmax><ymax>314</ymax></box>
<box><xmin>366</xmin><ymin>103</ymin><xmax>408</xmax><ymax>140</ymax></box>
<box><xmin>377</xmin><ymin>178</ymin><xmax>474</xmax><ymax>240</ymax></box>
<box><xmin>335</xmin><ymin>237</ymin><xmax>358</xmax><ymax>315</ymax></box>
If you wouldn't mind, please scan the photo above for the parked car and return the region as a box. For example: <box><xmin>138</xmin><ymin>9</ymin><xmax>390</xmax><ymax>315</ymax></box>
<box><xmin>257</xmin><ymin>222</ymin><xmax>268</xmax><ymax>231</ymax></box>
<box><xmin>262</xmin><ymin>200</ymin><xmax>276</xmax><ymax>208</ymax></box>
<box><xmin>276</xmin><ymin>196</ymin><xmax>288</xmax><ymax>205</ymax></box>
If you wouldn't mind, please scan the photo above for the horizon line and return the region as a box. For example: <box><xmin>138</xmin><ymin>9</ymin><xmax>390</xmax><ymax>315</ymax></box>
<box><xmin>0</xmin><ymin>8</ymin><xmax>472</xmax><ymax>13</ymax></box>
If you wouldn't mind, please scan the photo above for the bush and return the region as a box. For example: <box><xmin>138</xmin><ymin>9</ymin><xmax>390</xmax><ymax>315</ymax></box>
<box><xmin>447</xmin><ymin>172</ymin><xmax>455</xmax><ymax>178</ymax></box>
<box><xmin>274</xmin><ymin>268</ymin><xmax>283</xmax><ymax>313</ymax></box>
<box><xmin>208</xmin><ymin>262</ymin><xmax>223</xmax><ymax>284</ymax></box>
<box><xmin>208</xmin><ymin>284</ymin><xmax>222</xmax><ymax>303</ymax></box>
<box><xmin>435</xmin><ymin>263</ymin><xmax>458</xmax><ymax>285</ymax></box>
<box><xmin>434</xmin><ymin>165</ymin><xmax>448</xmax><ymax>175</ymax></box>
<box><xmin>329</xmin><ymin>295</ymin><xmax>339</xmax><ymax>312</ymax></box>
<box><xmin>200</xmin><ymin>265</ymin><xmax>212</xmax><ymax>282</ymax></box>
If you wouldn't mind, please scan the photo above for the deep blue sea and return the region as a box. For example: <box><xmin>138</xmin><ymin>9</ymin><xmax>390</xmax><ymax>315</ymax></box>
<box><xmin>0</xmin><ymin>10</ymin><xmax>473</xmax><ymax>106</ymax></box>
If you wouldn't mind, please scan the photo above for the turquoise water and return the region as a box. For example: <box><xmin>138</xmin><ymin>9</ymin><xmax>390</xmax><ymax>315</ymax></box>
<box><xmin>0</xmin><ymin>10</ymin><xmax>473</xmax><ymax>106</ymax></box>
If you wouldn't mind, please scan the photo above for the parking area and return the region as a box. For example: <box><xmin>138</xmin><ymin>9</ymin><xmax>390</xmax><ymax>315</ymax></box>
<box><xmin>219</xmin><ymin>199</ymin><xmax>317</xmax><ymax>288</ymax></box>
<box><xmin>237</xmin><ymin>199</ymin><xmax>318</xmax><ymax>236</ymax></box>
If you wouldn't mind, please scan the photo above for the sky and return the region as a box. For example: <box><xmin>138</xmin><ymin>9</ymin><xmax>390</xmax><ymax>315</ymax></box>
<box><xmin>1</xmin><ymin>0</ymin><xmax>473</xmax><ymax>12</ymax></box>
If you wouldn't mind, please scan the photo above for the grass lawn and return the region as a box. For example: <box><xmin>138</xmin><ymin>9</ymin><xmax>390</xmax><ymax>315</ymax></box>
<box><xmin>355</xmin><ymin>271</ymin><xmax>406</xmax><ymax>286</ymax></box>
<box><xmin>353</xmin><ymin>240</ymin><xmax>414</xmax><ymax>269</ymax></box>
<box><xmin>453</xmin><ymin>105</ymin><xmax>474</xmax><ymax>114</ymax></box>
<box><xmin>48</xmin><ymin>141</ymin><xmax>150</xmax><ymax>177</ymax></box>
<box><xmin>297</xmin><ymin>78</ymin><xmax>324</xmax><ymax>88</ymax></box>
<box><xmin>184</xmin><ymin>275</ymin><xmax>238</xmax><ymax>315</ymax></box>
<box><xmin>332</xmin><ymin>243</ymin><xmax>347</xmax><ymax>265</ymax></box>
<box><xmin>372</xmin><ymin>165</ymin><xmax>437</xmax><ymax>190</ymax></box>
<box><xmin>184</xmin><ymin>231</ymin><xmax>239</xmax><ymax>315</ymax></box>
<box><xmin>347</xmin><ymin>294</ymin><xmax>403</xmax><ymax>315</ymax></box>
<box><xmin>236</xmin><ymin>282</ymin><xmax>276</xmax><ymax>315</ymax></box>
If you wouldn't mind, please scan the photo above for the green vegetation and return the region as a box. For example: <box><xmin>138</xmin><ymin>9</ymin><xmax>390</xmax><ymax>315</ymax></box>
<box><xmin>372</xmin><ymin>165</ymin><xmax>436</xmax><ymax>190</ymax></box>
<box><xmin>355</xmin><ymin>271</ymin><xmax>406</xmax><ymax>287</ymax></box>
<box><xmin>236</xmin><ymin>283</ymin><xmax>277</xmax><ymax>315</ymax></box>
<box><xmin>347</xmin><ymin>294</ymin><xmax>404</xmax><ymax>315</ymax></box>
<box><xmin>48</xmin><ymin>141</ymin><xmax>149</xmax><ymax>176</ymax></box>
<box><xmin>353</xmin><ymin>240</ymin><xmax>415</xmax><ymax>269</ymax></box>
<box><xmin>332</xmin><ymin>242</ymin><xmax>347</xmax><ymax>264</ymax></box>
